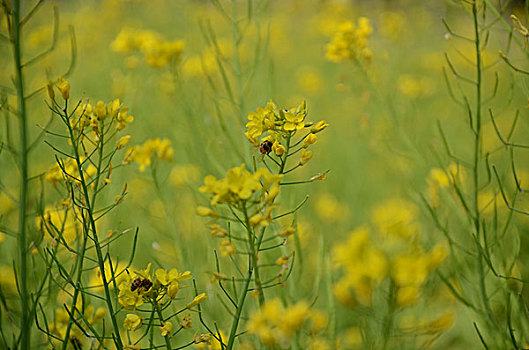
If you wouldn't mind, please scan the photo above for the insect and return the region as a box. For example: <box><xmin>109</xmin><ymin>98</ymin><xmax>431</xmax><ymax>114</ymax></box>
<box><xmin>131</xmin><ymin>277</ymin><xmax>143</xmax><ymax>292</ymax></box>
<box><xmin>259</xmin><ymin>140</ymin><xmax>273</xmax><ymax>155</ymax></box>
<box><xmin>140</xmin><ymin>278</ymin><xmax>153</xmax><ymax>291</ymax></box>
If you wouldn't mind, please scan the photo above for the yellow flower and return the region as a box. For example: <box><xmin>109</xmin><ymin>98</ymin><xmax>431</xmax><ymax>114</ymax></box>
<box><xmin>124</xmin><ymin>313</ymin><xmax>143</xmax><ymax>331</ymax></box>
<box><xmin>37</xmin><ymin>205</ymin><xmax>80</xmax><ymax>245</ymax></box>
<box><xmin>196</xmin><ymin>206</ymin><xmax>217</xmax><ymax>217</ymax></box>
<box><xmin>169</xmin><ymin>164</ymin><xmax>200</xmax><ymax>187</ymax></box>
<box><xmin>118</xmin><ymin>275</ymin><xmax>145</xmax><ymax>309</ymax></box>
<box><xmin>332</xmin><ymin>227</ymin><xmax>388</xmax><ymax>306</ymax></box>
<box><xmin>117</xmin><ymin>135</ymin><xmax>131</xmax><ymax>150</ymax></box>
<box><xmin>283</xmin><ymin>111</ymin><xmax>305</xmax><ymax>131</ymax></box>
<box><xmin>300</xmin><ymin>149</ymin><xmax>313</xmax><ymax>165</ymax></box>
<box><xmin>210</xmin><ymin>224</ymin><xmax>228</xmax><ymax>237</ymax></box>
<box><xmin>326</xmin><ymin>18</ymin><xmax>372</xmax><ymax>63</ymax></box>
<box><xmin>155</xmin><ymin>267</ymin><xmax>192</xmax><ymax>285</ymax></box>
<box><xmin>116</xmin><ymin>107</ymin><xmax>134</xmax><ymax>130</ymax></box>
<box><xmin>199</xmin><ymin>164</ymin><xmax>267</xmax><ymax>205</ymax></box>
<box><xmin>314</xmin><ymin>193</ymin><xmax>349</xmax><ymax>223</ymax></box>
<box><xmin>220</xmin><ymin>240</ymin><xmax>236</xmax><ymax>257</ymax></box>
<box><xmin>370</xmin><ymin>198</ymin><xmax>419</xmax><ymax>239</ymax></box>
<box><xmin>247</xmin><ymin>299</ymin><xmax>325</xmax><ymax>348</ymax></box>
<box><xmin>272</xmin><ymin>141</ymin><xmax>287</xmax><ymax>156</ymax></box>
<box><xmin>160</xmin><ymin>321</ymin><xmax>173</xmax><ymax>337</ymax></box>
<box><xmin>311</xmin><ymin>120</ymin><xmax>329</xmax><ymax>133</ymax></box>
<box><xmin>94</xmin><ymin>100</ymin><xmax>107</xmax><ymax>119</ymax></box>
<box><xmin>187</xmin><ymin>293</ymin><xmax>207</xmax><ymax>308</ymax></box>
<box><xmin>127</xmin><ymin>138</ymin><xmax>173</xmax><ymax>171</ymax></box>
<box><xmin>179</xmin><ymin>314</ymin><xmax>192</xmax><ymax>329</ymax></box>
<box><xmin>302</xmin><ymin>134</ymin><xmax>317</xmax><ymax>148</ymax></box>
<box><xmin>57</xmin><ymin>77</ymin><xmax>70</xmax><ymax>100</ymax></box>
<box><xmin>278</xmin><ymin>226</ymin><xmax>296</xmax><ymax>238</ymax></box>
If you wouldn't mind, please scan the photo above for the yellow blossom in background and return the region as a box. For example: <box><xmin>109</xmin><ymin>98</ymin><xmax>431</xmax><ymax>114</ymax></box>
<box><xmin>391</xmin><ymin>244</ymin><xmax>448</xmax><ymax>307</ymax></box>
<box><xmin>209</xmin><ymin>224</ymin><xmax>228</xmax><ymax>238</ymax></box>
<box><xmin>0</xmin><ymin>265</ymin><xmax>17</xmax><ymax>296</ymax></box>
<box><xmin>325</xmin><ymin>18</ymin><xmax>372</xmax><ymax>63</ymax></box>
<box><xmin>196</xmin><ymin>206</ymin><xmax>217</xmax><ymax>217</ymax></box>
<box><xmin>379</xmin><ymin>11</ymin><xmax>408</xmax><ymax>41</ymax></box>
<box><xmin>332</xmin><ymin>227</ymin><xmax>387</xmax><ymax>306</ymax></box>
<box><xmin>169</xmin><ymin>164</ymin><xmax>200</xmax><ymax>187</ymax></box>
<box><xmin>0</xmin><ymin>192</ymin><xmax>15</xmax><ymax>215</ymax></box>
<box><xmin>37</xmin><ymin>205</ymin><xmax>80</xmax><ymax>245</ymax></box>
<box><xmin>398</xmin><ymin>75</ymin><xmax>435</xmax><ymax>99</ymax></box>
<box><xmin>370</xmin><ymin>198</ymin><xmax>419</xmax><ymax>239</ymax></box>
<box><xmin>314</xmin><ymin>193</ymin><xmax>349</xmax><ymax>223</ymax></box>
<box><xmin>220</xmin><ymin>240</ymin><xmax>236</xmax><ymax>257</ymax></box>
<box><xmin>182</xmin><ymin>52</ymin><xmax>217</xmax><ymax>78</ymax></box>
<box><xmin>111</xmin><ymin>28</ymin><xmax>185</xmax><ymax>68</ymax></box>
<box><xmin>247</xmin><ymin>299</ymin><xmax>327</xmax><ymax>348</ymax></box>
<box><xmin>125</xmin><ymin>138</ymin><xmax>174</xmax><ymax>171</ymax></box>
<box><xmin>296</xmin><ymin>66</ymin><xmax>323</xmax><ymax>95</ymax></box>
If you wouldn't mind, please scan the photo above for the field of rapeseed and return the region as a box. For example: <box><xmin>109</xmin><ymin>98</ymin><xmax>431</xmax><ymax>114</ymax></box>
<box><xmin>2</xmin><ymin>0</ymin><xmax>529</xmax><ymax>349</ymax></box>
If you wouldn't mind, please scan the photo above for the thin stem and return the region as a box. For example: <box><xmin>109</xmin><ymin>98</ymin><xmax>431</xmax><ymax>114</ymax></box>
<box><xmin>154</xmin><ymin>301</ymin><xmax>173</xmax><ymax>350</ymax></box>
<box><xmin>225</xmin><ymin>267</ymin><xmax>252</xmax><ymax>350</ymax></box>
<box><xmin>11</xmin><ymin>0</ymin><xmax>30</xmax><ymax>348</ymax></box>
<box><xmin>64</xmin><ymin>106</ymin><xmax>124</xmax><ymax>349</ymax></box>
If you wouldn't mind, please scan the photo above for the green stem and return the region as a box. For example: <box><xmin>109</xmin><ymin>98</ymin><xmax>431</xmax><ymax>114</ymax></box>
<box><xmin>154</xmin><ymin>301</ymin><xmax>172</xmax><ymax>350</ymax></box>
<box><xmin>279</xmin><ymin>133</ymin><xmax>292</xmax><ymax>174</ymax></box>
<box><xmin>62</xmin><ymin>121</ymin><xmax>105</xmax><ymax>349</ymax></box>
<box><xmin>381</xmin><ymin>281</ymin><xmax>396</xmax><ymax>350</ymax></box>
<box><xmin>60</xmin><ymin>224</ymin><xmax>88</xmax><ymax>350</ymax></box>
<box><xmin>226</xmin><ymin>268</ymin><xmax>252</xmax><ymax>350</ymax></box>
<box><xmin>64</xmin><ymin>107</ymin><xmax>124</xmax><ymax>349</ymax></box>
<box><xmin>11</xmin><ymin>0</ymin><xmax>30</xmax><ymax>348</ymax></box>
<box><xmin>471</xmin><ymin>0</ymin><xmax>495</xmax><ymax>328</ymax></box>
<box><xmin>230</xmin><ymin>0</ymin><xmax>244</xmax><ymax>123</ymax></box>
<box><xmin>242</xmin><ymin>202</ymin><xmax>265</xmax><ymax>306</ymax></box>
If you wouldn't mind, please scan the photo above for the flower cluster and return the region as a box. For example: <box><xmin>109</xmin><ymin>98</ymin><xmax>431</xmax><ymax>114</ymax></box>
<box><xmin>123</xmin><ymin>138</ymin><xmax>174</xmax><ymax>172</ymax></box>
<box><xmin>71</xmin><ymin>99</ymin><xmax>134</xmax><ymax>136</ymax></box>
<box><xmin>198</xmin><ymin>165</ymin><xmax>283</xmax><ymax>257</ymax></box>
<box><xmin>198</xmin><ymin>164</ymin><xmax>282</xmax><ymax>207</ymax></box>
<box><xmin>111</xmin><ymin>28</ymin><xmax>185</xmax><ymax>68</ymax></box>
<box><xmin>325</xmin><ymin>18</ymin><xmax>372</xmax><ymax>63</ymax></box>
<box><xmin>45</xmin><ymin>157</ymin><xmax>97</xmax><ymax>187</ymax></box>
<box><xmin>244</xmin><ymin>100</ymin><xmax>328</xmax><ymax>167</ymax></box>
<box><xmin>118</xmin><ymin>263</ymin><xmax>193</xmax><ymax>309</ymax></box>
<box><xmin>333</xmin><ymin>227</ymin><xmax>387</xmax><ymax>306</ymax></box>
<box><xmin>247</xmin><ymin>299</ymin><xmax>328</xmax><ymax>349</ymax></box>
<box><xmin>333</xmin><ymin>198</ymin><xmax>448</xmax><ymax>308</ymax></box>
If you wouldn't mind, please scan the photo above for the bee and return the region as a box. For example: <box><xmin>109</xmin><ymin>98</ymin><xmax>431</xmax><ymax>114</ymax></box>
<box><xmin>259</xmin><ymin>140</ymin><xmax>273</xmax><ymax>155</ymax></box>
<box><xmin>131</xmin><ymin>277</ymin><xmax>143</xmax><ymax>292</ymax></box>
<box><xmin>140</xmin><ymin>278</ymin><xmax>153</xmax><ymax>291</ymax></box>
